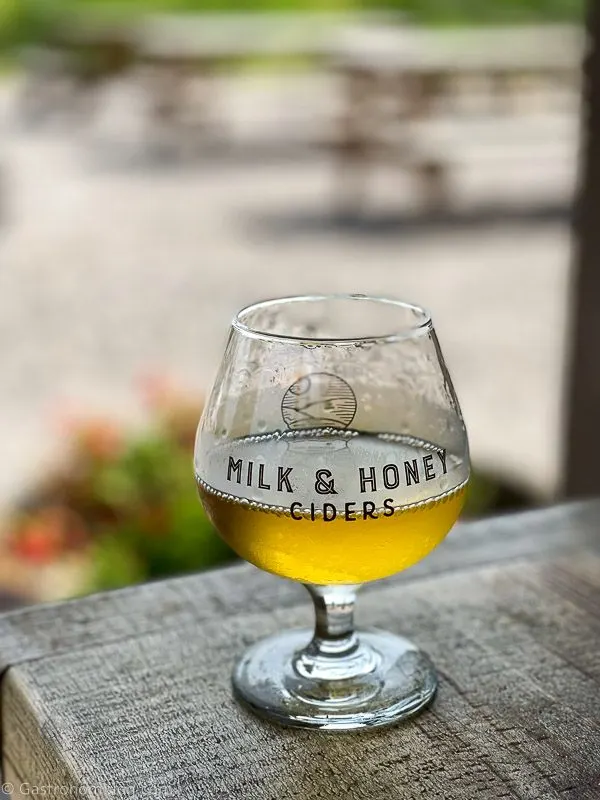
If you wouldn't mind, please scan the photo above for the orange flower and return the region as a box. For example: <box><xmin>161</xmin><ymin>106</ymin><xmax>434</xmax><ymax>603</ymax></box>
<box><xmin>138</xmin><ymin>373</ymin><xmax>179</xmax><ymax>412</ymax></box>
<box><xmin>56</xmin><ymin>407</ymin><xmax>123</xmax><ymax>462</ymax></box>
<box><xmin>10</xmin><ymin>507</ymin><xmax>88</xmax><ymax>564</ymax></box>
<box><xmin>74</xmin><ymin>420</ymin><xmax>123</xmax><ymax>461</ymax></box>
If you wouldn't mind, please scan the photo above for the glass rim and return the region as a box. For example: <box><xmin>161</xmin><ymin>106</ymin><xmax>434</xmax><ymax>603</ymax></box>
<box><xmin>232</xmin><ymin>294</ymin><xmax>433</xmax><ymax>345</ymax></box>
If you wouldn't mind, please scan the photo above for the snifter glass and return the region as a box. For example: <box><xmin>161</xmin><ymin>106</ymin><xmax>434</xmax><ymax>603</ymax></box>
<box><xmin>194</xmin><ymin>294</ymin><xmax>469</xmax><ymax>730</ymax></box>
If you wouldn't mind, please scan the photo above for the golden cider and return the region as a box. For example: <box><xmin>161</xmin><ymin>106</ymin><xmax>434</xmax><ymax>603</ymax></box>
<box><xmin>196</xmin><ymin>431</ymin><xmax>468</xmax><ymax>585</ymax></box>
<box><xmin>199</xmin><ymin>484</ymin><xmax>466</xmax><ymax>584</ymax></box>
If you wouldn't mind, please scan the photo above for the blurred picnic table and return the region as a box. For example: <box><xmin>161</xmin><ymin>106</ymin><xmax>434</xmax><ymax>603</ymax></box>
<box><xmin>328</xmin><ymin>24</ymin><xmax>583</xmax><ymax>211</ymax></box>
<box><xmin>331</xmin><ymin>24</ymin><xmax>581</xmax><ymax>81</ymax></box>
<box><xmin>18</xmin><ymin>15</ymin><xmax>583</xmax><ymax>210</ymax></box>
<box><xmin>16</xmin><ymin>10</ymin><xmax>348</xmax><ymax>143</ymax></box>
<box><xmin>134</xmin><ymin>12</ymin><xmax>358</xmax><ymax>134</ymax></box>
<box><xmin>137</xmin><ymin>12</ymin><xmax>354</xmax><ymax>61</ymax></box>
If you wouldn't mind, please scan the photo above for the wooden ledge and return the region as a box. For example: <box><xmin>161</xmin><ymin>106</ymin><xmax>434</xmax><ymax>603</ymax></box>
<box><xmin>1</xmin><ymin>501</ymin><xmax>599</xmax><ymax>798</ymax></box>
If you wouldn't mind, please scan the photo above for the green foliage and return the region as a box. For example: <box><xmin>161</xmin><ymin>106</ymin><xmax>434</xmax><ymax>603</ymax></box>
<box><xmin>6</xmin><ymin>389</ymin><xmax>237</xmax><ymax>595</ymax></box>
<box><xmin>462</xmin><ymin>468</ymin><xmax>535</xmax><ymax>517</ymax></box>
<box><xmin>72</xmin><ymin>0</ymin><xmax>586</xmax><ymax>20</ymax></box>
<box><xmin>2</xmin><ymin>0</ymin><xmax>584</xmax><ymax>51</ymax></box>
<box><xmin>86</xmin><ymin>432</ymin><xmax>235</xmax><ymax>592</ymax></box>
<box><xmin>69</xmin><ymin>0</ymin><xmax>582</xmax><ymax>16</ymax></box>
<box><xmin>362</xmin><ymin>0</ymin><xmax>583</xmax><ymax>24</ymax></box>
<box><xmin>5</xmin><ymin>380</ymin><xmax>536</xmax><ymax>598</ymax></box>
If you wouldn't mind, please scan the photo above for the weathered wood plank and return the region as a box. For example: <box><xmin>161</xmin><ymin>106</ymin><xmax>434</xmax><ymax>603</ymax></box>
<box><xmin>2</xmin><ymin>553</ymin><xmax>600</xmax><ymax>799</ymax></box>
<box><xmin>1</xmin><ymin>501</ymin><xmax>598</xmax><ymax>676</ymax></box>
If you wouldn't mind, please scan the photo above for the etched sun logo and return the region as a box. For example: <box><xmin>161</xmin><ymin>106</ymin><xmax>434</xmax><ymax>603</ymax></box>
<box><xmin>281</xmin><ymin>373</ymin><xmax>357</xmax><ymax>430</ymax></box>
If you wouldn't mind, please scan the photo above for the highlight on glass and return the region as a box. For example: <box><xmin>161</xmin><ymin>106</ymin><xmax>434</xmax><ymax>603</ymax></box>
<box><xmin>194</xmin><ymin>294</ymin><xmax>470</xmax><ymax>730</ymax></box>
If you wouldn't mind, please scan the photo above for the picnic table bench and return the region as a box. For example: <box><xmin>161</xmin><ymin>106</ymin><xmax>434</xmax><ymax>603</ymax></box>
<box><xmin>134</xmin><ymin>12</ymin><xmax>363</xmax><ymax>137</ymax></box>
<box><xmin>1</xmin><ymin>501</ymin><xmax>599</xmax><ymax>798</ymax></box>
<box><xmin>19</xmin><ymin>12</ymin><xmax>359</xmax><ymax>129</ymax></box>
<box><xmin>18</xmin><ymin>16</ymin><xmax>583</xmax><ymax>209</ymax></box>
<box><xmin>18</xmin><ymin>17</ymin><xmax>138</xmax><ymax>123</ymax></box>
<box><xmin>329</xmin><ymin>25</ymin><xmax>583</xmax><ymax>211</ymax></box>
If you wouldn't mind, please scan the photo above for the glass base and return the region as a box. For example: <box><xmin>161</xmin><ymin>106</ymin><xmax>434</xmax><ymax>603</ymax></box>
<box><xmin>232</xmin><ymin>628</ymin><xmax>437</xmax><ymax>731</ymax></box>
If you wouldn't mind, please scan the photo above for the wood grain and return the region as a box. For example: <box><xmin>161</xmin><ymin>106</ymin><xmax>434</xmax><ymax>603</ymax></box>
<box><xmin>1</xmin><ymin>502</ymin><xmax>600</xmax><ymax>799</ymax></box>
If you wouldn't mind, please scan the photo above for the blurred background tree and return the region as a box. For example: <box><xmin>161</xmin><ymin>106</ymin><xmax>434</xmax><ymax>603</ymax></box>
<box><xmin>3</xmin><ymin>382</ymin><xmax>235</xmax><ymax>599</ymax></box>
<box><xmin>3</xmin><ymin>0</ymin><xmax>585</xmax><ymax>51</ymax></box>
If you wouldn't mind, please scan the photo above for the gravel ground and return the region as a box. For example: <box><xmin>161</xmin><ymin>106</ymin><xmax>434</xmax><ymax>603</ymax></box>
<box><xmin>0</xmin><ymin>74</ymin><xmax>578</xmax><ymax>504</ymax></box>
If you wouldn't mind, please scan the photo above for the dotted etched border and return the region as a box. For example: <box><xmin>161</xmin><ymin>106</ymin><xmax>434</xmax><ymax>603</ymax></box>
<box><xmin>195</xmin><ymin>474</ymin><xmax>469</xmax><ymax>519</ymax></box>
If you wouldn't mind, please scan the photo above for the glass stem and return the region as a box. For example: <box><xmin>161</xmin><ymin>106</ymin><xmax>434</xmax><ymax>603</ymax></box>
<box><xmin>304</xmin><ymin>584</ymin><xmax>360</xmax><ymax>659</ymax></box>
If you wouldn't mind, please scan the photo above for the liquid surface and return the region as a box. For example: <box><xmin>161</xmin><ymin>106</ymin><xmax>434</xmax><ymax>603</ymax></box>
<box><xmin>196</xmin><ymin>430</ymin><xmax>468</xmax><ymax>585</ymax></box>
